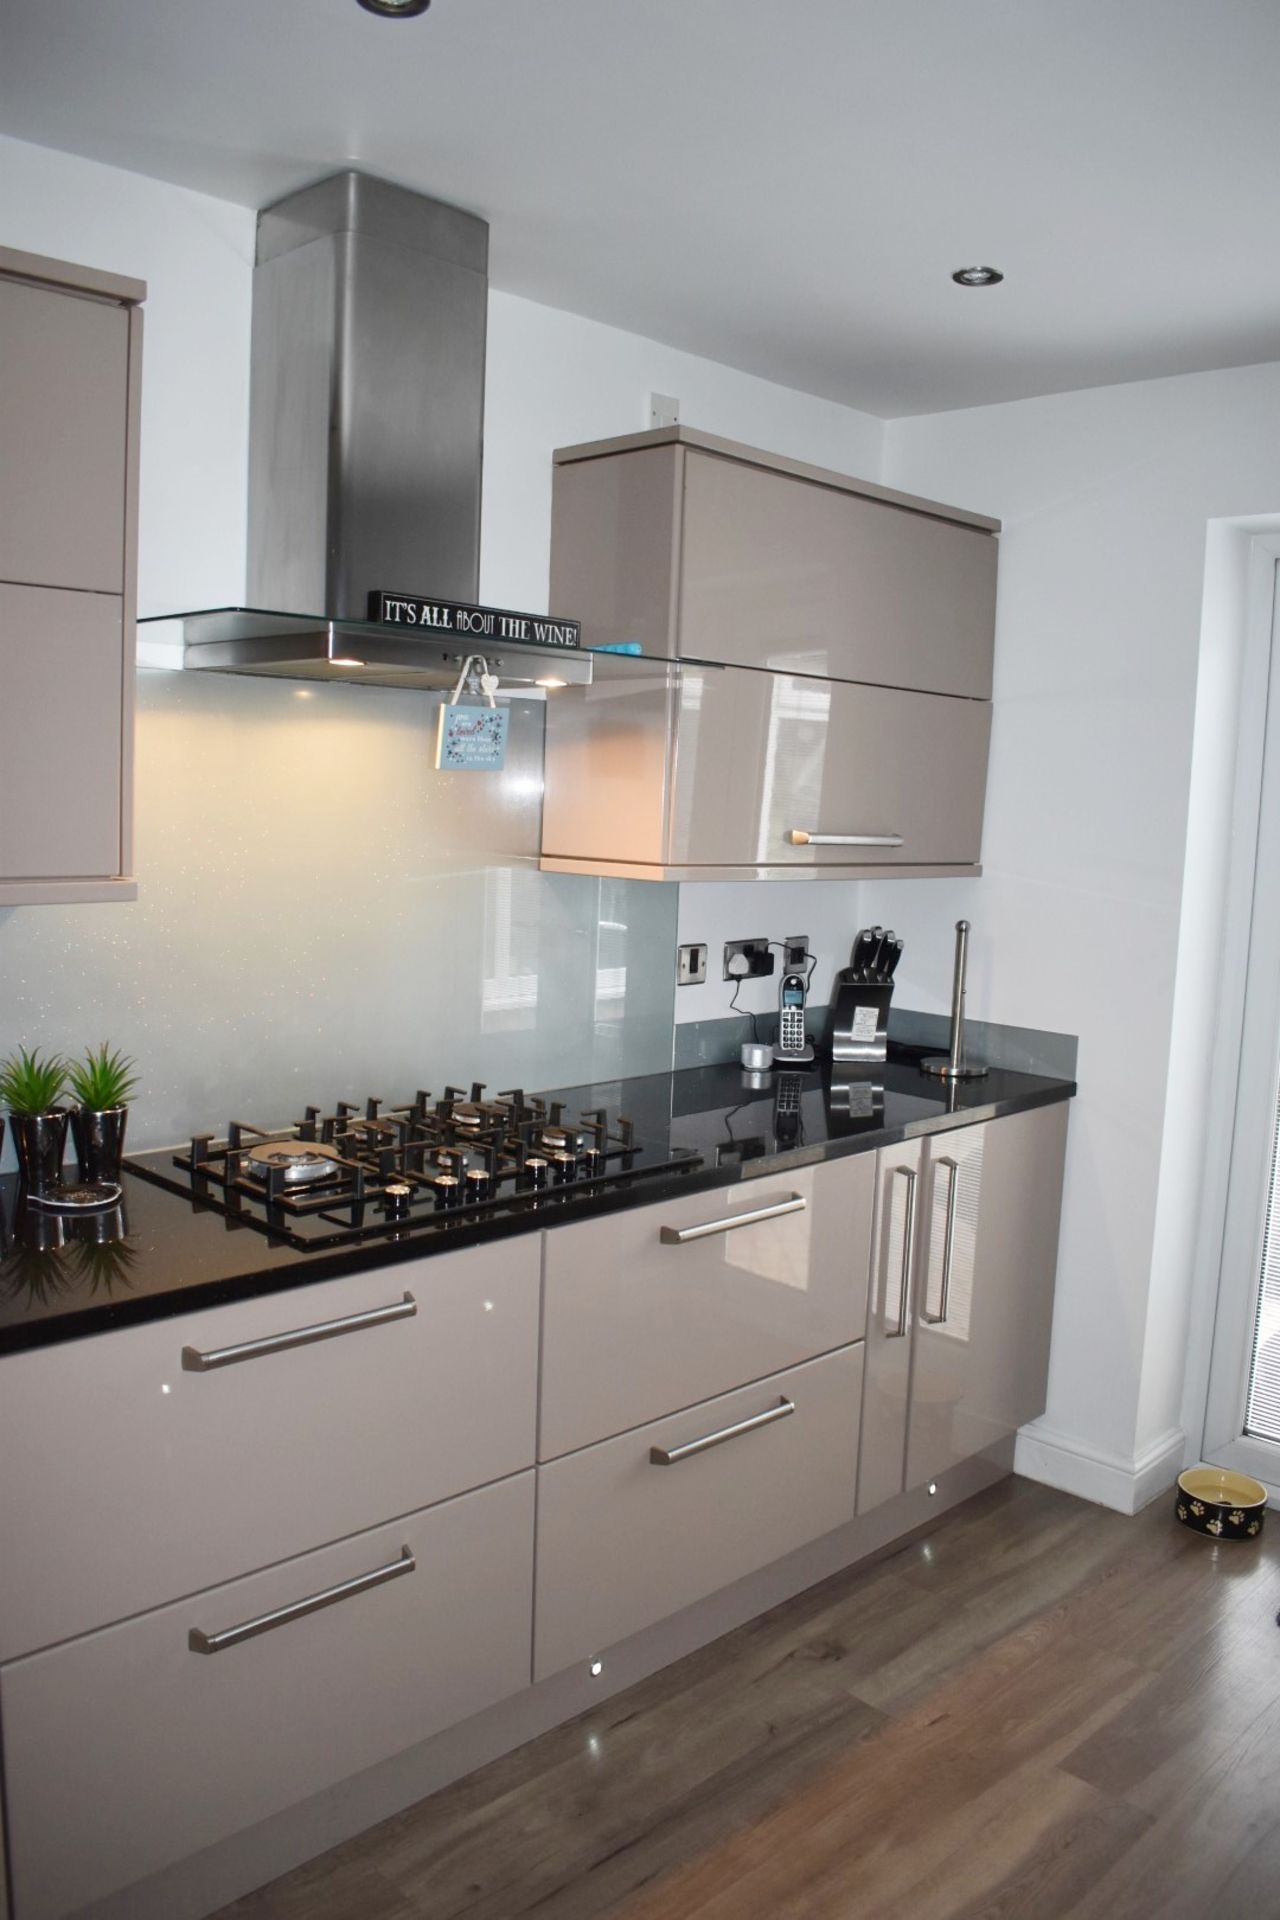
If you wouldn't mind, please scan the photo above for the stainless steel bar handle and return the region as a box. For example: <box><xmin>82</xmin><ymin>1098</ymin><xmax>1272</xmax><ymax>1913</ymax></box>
<box><xmin>188</xmin><ymin>1547</ymin><xmax>415</xmax><ymax>1654</ymax></box>
<box><xmin>788</xmin><ymin>831</ymin><xmax>904</xmax><ymax>848</ymax></box>
<box><xmin>650</xmin><ymin>1396</ymin><xmax>795</xmax><ymax>1466</ymax></box>
<box><xmin>924</xmin><ymin>1156</ymin><xmax>959</xmax><ymax>1326</ymax></box>
<box><xmin>660</xmin><ymin>1194</ymin><xmax>806</xmax><ymax>1244</ymax></box>
<box><xmin>887</xmin><ymin>1166</ymin><xmax>917</xmax><ymax>1339</ymax></box>
<box><xmin>182</xmin><ymin>1292</ymin><xmax>417</xmax><ymax>1371</ymax></box>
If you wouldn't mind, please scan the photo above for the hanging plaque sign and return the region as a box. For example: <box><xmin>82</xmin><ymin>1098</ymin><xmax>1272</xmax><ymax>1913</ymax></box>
<box><xmin>435</xmin><ymin>703</ymin><xmax>510</xmax><ymax>771</ymax></box>
<box><xmin>371</xmin><ymin>591</ymin><xmax>580</xmax><ymax>651</ymax></box>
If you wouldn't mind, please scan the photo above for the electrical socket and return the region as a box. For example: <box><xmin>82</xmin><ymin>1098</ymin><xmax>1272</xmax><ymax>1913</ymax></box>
<box><xmin>783</xmin><ymin>934</ymin><xmax>809</xmax><ymax>971</ymax></box>
<box><xmin>723</xmin><ymin>938</ymin><xmax>775</xmax><ymax>981</ymax></box>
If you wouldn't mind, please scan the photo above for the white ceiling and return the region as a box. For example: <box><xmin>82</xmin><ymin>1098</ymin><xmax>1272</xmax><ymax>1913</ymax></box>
<box><xmin>4</xmin><ymin>0</ymin><xmax>1280</xmax><ymax>416</ymax></box>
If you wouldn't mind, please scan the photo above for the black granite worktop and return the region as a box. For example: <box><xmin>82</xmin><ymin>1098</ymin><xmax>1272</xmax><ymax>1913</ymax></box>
<box><xmin>0</xmin><ymin>1052</ymin><xmax>1073</xmax><ymax>1354</ymax></box>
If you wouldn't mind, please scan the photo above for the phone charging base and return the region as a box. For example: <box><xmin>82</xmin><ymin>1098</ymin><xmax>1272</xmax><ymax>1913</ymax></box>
<box><xmin>771</xmin><ymin>1041</ymin><xmax>814</xmax><ymax>1067</ymax></box>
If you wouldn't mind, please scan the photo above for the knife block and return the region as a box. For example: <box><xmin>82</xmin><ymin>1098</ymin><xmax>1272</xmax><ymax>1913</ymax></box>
<box><xmin>830</xmin><ymin>971</ymin><xmax>894</xmax><ymax>1066</ymax></box>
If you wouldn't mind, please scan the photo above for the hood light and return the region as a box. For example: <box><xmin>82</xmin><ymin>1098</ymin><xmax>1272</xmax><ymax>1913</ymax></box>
<box><xmin>951</xmin><ymin>266</ymin><xmax>1004</xmax><ymax>287</ymax></box>
<box><xmin>356</xmin><ymin>0</ymin><xmax>431</xmax><ymax>14</ymax></box>
<box><xmin>535</xmin><ymin>676</ymin><xmax>568</xmax><ymax>690</ymax></box>
<box><xmin>331</xmin><ymin>656</ymin><xmax>366</xmax><ymax>667</ymax></box>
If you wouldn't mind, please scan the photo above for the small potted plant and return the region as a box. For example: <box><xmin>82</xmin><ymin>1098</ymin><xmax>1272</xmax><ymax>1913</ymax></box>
<box><xmin>0</xmin><ymin>1048</ymin><xmax>70</xmax><ymax>1197</ymax></box>
<box><xmin>67</xmin><ymin>1045</ymin><xmax>139</xmax><ymax>1185</ymax></box>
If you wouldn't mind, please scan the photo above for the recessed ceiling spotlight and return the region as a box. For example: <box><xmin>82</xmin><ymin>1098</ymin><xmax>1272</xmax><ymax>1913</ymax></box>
<box><xmin>951</xmin><ymin>266</ymin><xmax>1004</xmax><ymax>288</ymax></box>
<box><xmin>356</xmin><ymin>0</ymin><xmax>430</xmax><ymax>15</ymax></box>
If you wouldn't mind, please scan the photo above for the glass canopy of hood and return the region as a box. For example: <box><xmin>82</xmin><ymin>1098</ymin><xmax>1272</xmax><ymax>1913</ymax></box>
<box><xmin>140</xmin><ymin>607</ymin><xmax>595</xmax><ymax>693</ymax></box>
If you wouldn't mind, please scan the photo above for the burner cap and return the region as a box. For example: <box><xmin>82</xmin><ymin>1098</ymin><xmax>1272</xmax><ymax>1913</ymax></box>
<box><xmin>450</xmin><ymin>1103</ymin><xmax>485</xmax><ymax>1128</ymax></box>
<box><xmin>244</xmin><ymin>1142</ymin><xmax>344</xmax><ymax>1187</ymax></box>
<box><xmin>540</xmin><ymin>1125</ymin><xmax>583</xmax><ymax>1153</ymax></box>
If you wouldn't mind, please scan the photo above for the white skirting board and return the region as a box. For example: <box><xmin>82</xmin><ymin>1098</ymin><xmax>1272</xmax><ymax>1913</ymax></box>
<box><xmin>1014</xmin><ymin>1419</ymin><xmax>1187</xmax><ymax>1514</ymax></box>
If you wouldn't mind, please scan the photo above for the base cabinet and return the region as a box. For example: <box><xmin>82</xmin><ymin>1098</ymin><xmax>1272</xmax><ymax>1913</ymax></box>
<box><xmin>856</xmin><ymin>1103</ymin><xmax>1069</xmax><ymax>1515</ymax></box>
<box><xmin>1</xmin><ymin>1474</ymin><xmax>535</xmax><ymax>1920</ymax></box>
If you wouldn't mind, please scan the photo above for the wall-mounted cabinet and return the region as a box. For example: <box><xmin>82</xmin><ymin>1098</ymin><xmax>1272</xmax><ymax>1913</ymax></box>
<box><xmin>0</xmin><ymin>247</ymin><xmax>144</xmax><ymax>904</ymax></box>
<box><xmin>543</xmin><ymin>427</ymin><xmax>997</xmax><ymax>881</ymax></box>
<box><xmin>541</xmin><ymin>652</ymin><xmax>991</xmax><ymax>881</ymax></box>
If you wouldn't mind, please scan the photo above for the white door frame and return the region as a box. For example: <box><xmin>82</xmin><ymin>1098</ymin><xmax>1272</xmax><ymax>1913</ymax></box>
<box><xmin>1198</xmin><ymin>538</ymin><xmax>1280</xmax><ymax>1495</ymax></box>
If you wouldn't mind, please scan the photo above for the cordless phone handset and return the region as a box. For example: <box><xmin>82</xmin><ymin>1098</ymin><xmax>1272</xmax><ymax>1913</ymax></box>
<box><xmin>772</xmin><ymin>970</ymin><xmax>815</xmax><ymax>1066</ymax></box>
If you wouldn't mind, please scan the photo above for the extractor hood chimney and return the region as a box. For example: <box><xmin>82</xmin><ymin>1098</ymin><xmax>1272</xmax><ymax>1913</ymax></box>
<box><xmin>246</xmin><ymin>169</ymin><xmax>488</xmax><ymax>619</ymax></box>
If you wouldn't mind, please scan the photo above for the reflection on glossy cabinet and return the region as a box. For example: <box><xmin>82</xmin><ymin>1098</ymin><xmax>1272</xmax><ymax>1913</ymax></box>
<box><xmin>550</xmin><ymin>427</ymin><xmax>998</xmax><ymax>696</ymax></box>
<box><xmin>856</xmin><ymin>1104</ymin><xmax>1069</xmax><ymax>1514</ymax></box>
<box><xmin>541</xmin><ymin>653</ymin><xmax>990</xmax><ymax>881</ymax></box>
<box><xmin>0</xmin><ymin>247</ymin><xmax>144</xmax><ymax>904</ymax></box>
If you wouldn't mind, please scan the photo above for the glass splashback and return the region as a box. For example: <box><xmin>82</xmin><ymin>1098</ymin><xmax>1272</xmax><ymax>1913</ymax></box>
<box><xmin>0</xmin><ymin>670</ymin><xmax>677</xmax><ymax>1166</ymax></box>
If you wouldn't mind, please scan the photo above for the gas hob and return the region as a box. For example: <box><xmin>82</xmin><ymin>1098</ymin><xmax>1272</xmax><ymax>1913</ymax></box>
<box><xmin>126</xmin><ymin>1083</ymin><xmax>703</xmax><ymax>1251</ymax></box>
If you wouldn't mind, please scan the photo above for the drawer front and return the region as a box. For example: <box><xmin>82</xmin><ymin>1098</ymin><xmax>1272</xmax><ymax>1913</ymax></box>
<box><xmin>0</xmin><ymin>1240</ymin><xmax>539</xmax><ymax>1660</ymax></box>
<box><xmin>671</xmin><ymin>665</ymin><xmax>991</xmax><ymax>870</ymax></box>
<box><xmin>534</xmin><ymin>1345</ymin><xmax>863</xmax><ymax>1681</ymax></box>
<box><xmin>2</xmin><ymin>1474</ymin><xmax>534</xmax><ymax>1920</ymax></box>
<box><xmin>540</xmin><ymin>1157</ymin><xmax>873</xmax><ymax>1459</ymax></box>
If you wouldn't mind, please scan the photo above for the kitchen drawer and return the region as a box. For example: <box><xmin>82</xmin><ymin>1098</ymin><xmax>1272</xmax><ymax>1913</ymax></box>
<box><xmin>1</xmin><ymin>1473</ymin><xmax>534</xmax><ymax>1920</ymax></box>
<box><xmin>540</xmin><ymin>1158</ymin><xmax>873</xmax><ymax>1459</ymax></box>
<box><xmin>0</xmin><ymin>1240</ymin><xmax>539</xmax><ymax>1661</ymax></box>
<box><xmin>534</xmin><ymin>1345</ymin><xmax>863</xmax><ymax>1681</ymax></box>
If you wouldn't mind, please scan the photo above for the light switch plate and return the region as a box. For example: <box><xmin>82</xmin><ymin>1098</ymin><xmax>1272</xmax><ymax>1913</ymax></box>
<box><xmin>677</xmin><ymin>942</ymin><xmax>707</xmax><ymax>986</ymax></box>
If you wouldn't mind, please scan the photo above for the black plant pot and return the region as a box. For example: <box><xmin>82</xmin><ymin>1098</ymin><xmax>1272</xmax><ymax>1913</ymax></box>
<box><xmin>71</xmin><ymin>1106</ymin><xmax>129</xmax><ymax>1185</ymax></box>
<box><xmin>11</xmin><ymin>1110</ymin><xmax>70</xmax><ymax>1197</ymax></box>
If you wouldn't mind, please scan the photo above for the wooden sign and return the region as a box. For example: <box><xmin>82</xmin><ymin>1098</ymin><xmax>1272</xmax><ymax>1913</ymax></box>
<box><xmin>371</xmin><ymin>591</ymin><xmax>580</xmax><ymax>651</ymax></box>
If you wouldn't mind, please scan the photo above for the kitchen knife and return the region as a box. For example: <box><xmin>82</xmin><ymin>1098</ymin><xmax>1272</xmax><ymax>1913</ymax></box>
<box><xmin>850</xmin><ymin>928</ymin><xmax>877</xmax><ymax>980</ymax></box>
<box><xmin>866</xmin><ymin>927</ymin><xmax>891</xmax><ymax>979</ymax></box>
<box><xmin>883</xmin><ymin>936</ymin><xmax>904</xmax><ymax>979</ymax></box>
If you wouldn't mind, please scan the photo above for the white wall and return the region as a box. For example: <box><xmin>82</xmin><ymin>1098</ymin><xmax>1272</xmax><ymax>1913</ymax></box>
<box><xmin>864</xmin><ymin>360</ymin><xmax>1280</xmax><ymax>1508</ymax></box>
<box><xmin>0</xmin><ymin>136</ymin><xmax>254</xmax><ymax>616</ymax></box>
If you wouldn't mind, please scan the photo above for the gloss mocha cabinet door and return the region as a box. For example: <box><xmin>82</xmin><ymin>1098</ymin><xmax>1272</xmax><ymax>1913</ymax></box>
<box><xmin>906</xmin><ymin>1104</ymin><xmax>1068</xmax><ymax>1492</ymax></box>
<box><xmin>0</xmin><ymin>248</ymin><xmax>144</xmax><ymax>905</ymax></box>
<box><xmin>1</xmin><ymin>1474</ymin><xmax>535</xmax><ymax>1920</ymax></box>
<box><xmin>671</xmin><ymin>664</ymin><xmax>991</xmax><ymax>870</ymax></box>
<box><xmin>549</xmin><ymin>427</ymin><xmax>999</xmax><ymax>697</ymax></box>
<box><xmin>678</xmin><ymin>447</ymin><xmax>996</xmax><ymax>696</ymax></box>
<box><xmin>540</xmin><ymin>1155</ymin><xmax>875</xmax><ymax>1459</ymax></box>
<box><xmin>856</xmin><ymin>1105</ymin><xmax>1069</xmax><ymax>1515</ymax></box>
<box><xmin>0</xmin><ymin>274</ymin><xmax>130</xmax><ymax>594</ymax></box>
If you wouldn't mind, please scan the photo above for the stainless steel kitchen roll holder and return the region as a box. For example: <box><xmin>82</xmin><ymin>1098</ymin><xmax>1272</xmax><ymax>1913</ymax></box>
<box><xmin>920</xmin><ymin>918</ymin><xmax>988</xmax><ymax>1081</ymax></box>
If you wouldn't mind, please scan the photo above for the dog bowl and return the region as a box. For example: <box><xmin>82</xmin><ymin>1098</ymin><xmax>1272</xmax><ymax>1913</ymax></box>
<box><xmin>1175</xmin><ymin>1466</ymin><xmax>1267</xmax><ymax>1541</ymax></box>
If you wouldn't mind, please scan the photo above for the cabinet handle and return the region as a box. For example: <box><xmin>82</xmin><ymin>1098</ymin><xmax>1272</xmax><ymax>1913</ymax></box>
<box><xmin>924</xmin><ymin>1156</ymin><xmax>959</xmax><ymax>1326</ymax></box>
<box><xmin>181</xmin><ymin>1291</ymin><xmax>417</xmax><ymax>1371</ymax></box>
<box><xmin>188</xmin><ymin>1547</ymin><xmax>415</xmax><ymax>1654</ymax></box>
<box><xmin>887</xmin><ymin>1165</ymin><xmax>917</xmax><ymax>1338</ymax></box>
<box><xmin>788</xmin><ymin>831</ymin><xmax>904</xmax><ymax>848</ymax></box>
<box><xmin>660</xmin><ymin>1194</ymin><xmax>806</xmax><ymax>1244</ymax></box>
<box><xmin>649</xmin><ymin>1396</ymin><xmax>795</xmax><ymax>1465</ymax></box>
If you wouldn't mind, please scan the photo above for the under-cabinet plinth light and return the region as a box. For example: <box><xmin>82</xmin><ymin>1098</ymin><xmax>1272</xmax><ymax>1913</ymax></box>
<box><xmin>589</xmin><ymin>1658</ymin><xmax>604</xmax><ymax>1678</ymax></box>
<box><xmin>356</xmin><ymin>0</ymin><xmax>431</xmax><ymax>15</ymax></box>
<box><xmin>951</xmin><ymin>266</ymin><xmax>1004</xmax><ymax>287</ymax></box>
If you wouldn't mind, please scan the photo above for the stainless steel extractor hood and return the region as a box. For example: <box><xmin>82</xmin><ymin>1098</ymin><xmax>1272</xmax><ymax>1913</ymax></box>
<box><xmin>166</xmin><ymin>170</ymin><xmax>590</xmax><ymax>692</ymax></box>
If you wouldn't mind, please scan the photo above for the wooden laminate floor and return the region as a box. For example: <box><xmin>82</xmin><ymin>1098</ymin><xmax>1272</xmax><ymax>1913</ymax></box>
<box><xmin>215</xmin><ymin>1478</ymin><xmax>1280</xmax><ymax>1920</ymax></box>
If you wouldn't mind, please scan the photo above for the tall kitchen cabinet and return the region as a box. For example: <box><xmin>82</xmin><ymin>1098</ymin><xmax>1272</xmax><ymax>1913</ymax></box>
<box><xmin>541</xmin><ymin>427</ymin><xmax>997</xmax><ymax>882</ymax></box>
<box><xmin>0</xmin><ymin>248</ymin><xmax>145</xmax><ymax>904</ymax></box>
<box><xmin>857</xmin><ymin>1103</ymin><xmax>1069</xmax><ymax>1514</ymax></box>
